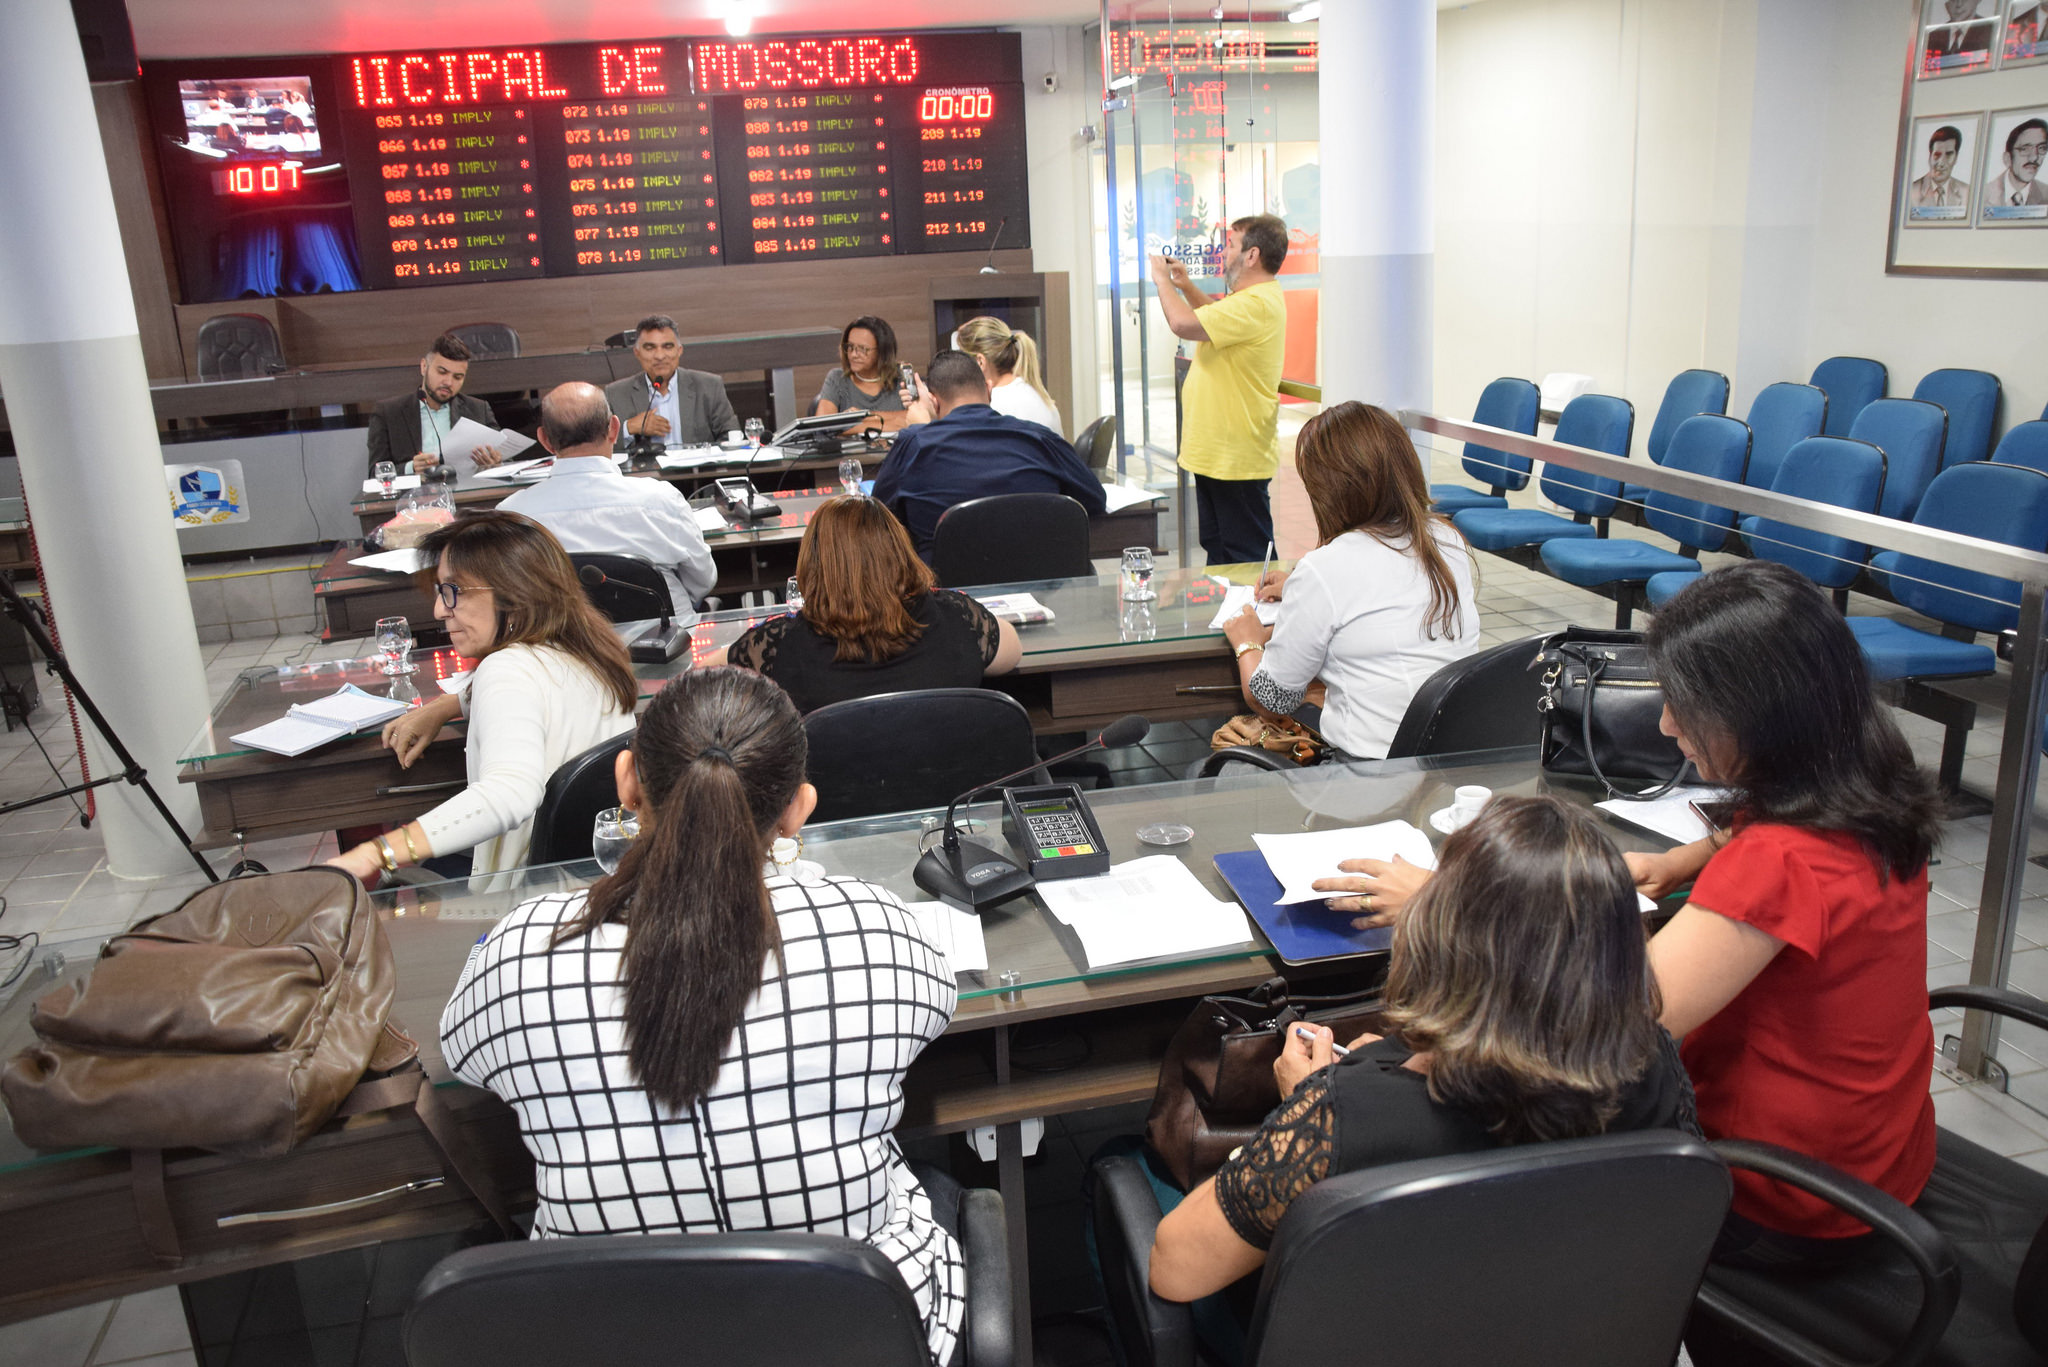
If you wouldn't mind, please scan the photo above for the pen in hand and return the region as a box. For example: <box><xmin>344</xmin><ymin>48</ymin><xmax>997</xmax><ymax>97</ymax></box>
<box><xmin>1293</xmin><ymin>1023</ymin><xmax>1350</xmax><ymax>1058</ymax></box>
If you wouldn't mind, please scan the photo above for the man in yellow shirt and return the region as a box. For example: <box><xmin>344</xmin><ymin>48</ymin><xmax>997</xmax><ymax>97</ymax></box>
<box><xmin>1151</xmin><ymin>214</ymin><xmax>1288</xmax><ymax>564</ymax></box>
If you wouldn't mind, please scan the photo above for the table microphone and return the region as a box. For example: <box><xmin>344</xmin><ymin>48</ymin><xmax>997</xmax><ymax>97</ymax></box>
<box><xmin>913</xmin><ymin>714</ymin><xmax>1150</xmax><ymax>908</ymax></box>
<box><xmin>577</xmin><ymin>564</ymin><xmax>687</xmax><ymax>663</ymax></box>
<box><xmin>977</xmin><ymin>217</ymin><xmax>1008</xmax><ymax>274</ymax></box>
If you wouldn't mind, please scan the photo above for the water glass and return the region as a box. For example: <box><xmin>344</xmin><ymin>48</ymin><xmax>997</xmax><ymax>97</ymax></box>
<box><xmin>373</xmin><ymin>461</ymin><xmax>397</xmax><ymax>496</ymax></box>
<box><xmin>1119</xmin><ymin>601</ymin><xmax>1156</xmax><ymax>642</ymax></box>
<box><xmin>1119</xmin><ymin>547</ymin><xmax>1156</xmax><ymax>602</ymax></box>
<box><xmin>592</xmin><ymin>807</ymin><xmax>639</xmax><ymax>875</ymax></box>
<box><xmin>839</xmin><ymin>456</ymin><xmax>864</xmax><ymax>495</ymax></box>
<box><xmin>785</xmin><ymin>575</ymin><xmax>804</xmax><ymax>615</ymax></box>
<box><xmin>744</xmin><ymin>417</ymin><xmax>766</xmax><ymax>446</ymax></box>
<box><xmin>374</xmin><ymin>616</ymin><xmax>414</xmax><ymax>676</ymax></box>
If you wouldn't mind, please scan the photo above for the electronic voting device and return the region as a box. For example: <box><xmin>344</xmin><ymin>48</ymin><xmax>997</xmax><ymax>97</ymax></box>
<box><xmin>1001</xmin><ymin>783</ymin><xmax>1111</xmax><ymax>881</ymax></box>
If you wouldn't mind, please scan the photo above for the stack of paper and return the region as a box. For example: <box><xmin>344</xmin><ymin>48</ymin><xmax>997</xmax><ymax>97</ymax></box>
<box><xmin>906</xmin><ymin>898</ymin><xmax>990</xmax><ymax>974</ymax></box>
<box><xmin>976</xmin><ymin>593</ymin><xmax>1056</xmax><ymax>625</ymax></box>
<box><xmin>470</xmin><ymin>456</ymin><xmax>553</xmax><ymax>482</ymax></box>
<box><xmin>1033</xmin><ymin>855</ymin><xmax>1253</xmax><ymax>968</ymax></box>
<box><xmin>440</xmin><ymin>417</ymin><xmax>536</xmax><ymax>472</ymax></box>
<box><xmin>1596</xmin><ymin>785</ymin><xmax>1727</xmax><ymax>844</ymax></box>
<box><xmin>347</xmin><ymin>547</ymin><xmax>428</xmax><ymax>575</ymax></box>
<box><xmin>1252</xmin><ymin>822</ymin><xmax>1439</xmax><ymax>904</ymax></box>
<box><xmin>1100</xmin><ymin>482</ymin><xmax>1165</xmax><ymax>513</ymax></box>
<box><xmin>1204</xmin><ymin>582</ymin><xmax>1281</xmax><ymax>630</ymax></box>
<box><xmin>656</xmin><ymin>445</ymin><xmax>729</xmax><ymax>469</ymax></box>
<box><xmin>229</xmin><ymin>684</ymin><xmax>412</xmax><ymax>757</ymax></box>
<box><xmin>360</xmin><ymin>474</ymin><xmax>424</xmax><ymax>496</ymax></box>
<box><xmin>693</xmin><ymin>506</ymin><xmax>730</xmax><ymax>533</ymax></box>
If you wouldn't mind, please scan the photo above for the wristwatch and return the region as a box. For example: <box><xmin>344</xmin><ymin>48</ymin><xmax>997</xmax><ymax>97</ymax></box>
<box><xmin>1234</xmin><ymin>641</ymin><xmax>1264</xmax><ymax>659</ymax></box>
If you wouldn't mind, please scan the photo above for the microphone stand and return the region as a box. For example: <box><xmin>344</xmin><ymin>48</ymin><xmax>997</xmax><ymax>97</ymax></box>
<box><xmin>578</xmin><ymin>567</ymin><xmax>688</xmax><ymax>664</ymax></box>
<box><xmin>977</xmin><ymin>217</ymin><xmax>1008</xmax><ymax>275</ymax></box>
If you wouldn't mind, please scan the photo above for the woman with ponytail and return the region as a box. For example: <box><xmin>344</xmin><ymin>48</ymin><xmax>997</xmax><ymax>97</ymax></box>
<box><xmin>953</xmin><ymin>314</ymin><xmax>1064</xmax><ymax>437</ymax></box>
<box><xmin>440</xmin><ymin>668</ymin><xmax>965</xmax><ymax>1364</ymax></box>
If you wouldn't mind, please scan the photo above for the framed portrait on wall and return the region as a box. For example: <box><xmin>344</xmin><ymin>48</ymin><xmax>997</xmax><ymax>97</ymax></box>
<box><xmin>2006</xmin><ymin>0</ymin><xmax>2048</xmax><ymax>67</ymax></box>
<box><xmin>1977</xmin><ymin>106</ymin><xmax>2048</xmax><ymax>223</ymax></box>
<box><xmin>1903</xmin><ymin>113</ymin><xmax>1981</xmax><ymax>223</ymax></box>
<box><xmin>1921</xmin><ymin>0</ymin><xmax>2002</xmax><ymax>76</ymax></box>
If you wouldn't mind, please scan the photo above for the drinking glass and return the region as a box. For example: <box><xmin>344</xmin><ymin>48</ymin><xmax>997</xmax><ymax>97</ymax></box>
<box><xmin>372</xmin><ymin>461</ymin><xmax>397</xmax><ymax>496</ymax></box>
<box><xmin>1119</xmin><ymin>601</ymin><xmax>1157</xmax><ymax>642</ymax></box>
<box><xmin>374</xmin><ymin>616</ymin><xmax>415</xmax><ymax>676</ymax></box>
<box><xmin>744</xmin><ymin>417</ymin><xmax>766</xmax><ymax>447</ymax></box>
<box><xmin>592</xmin><ymin>807</ymin><xmax>639</xmax><ymax>875</ymax></box>
<box><xmin>1119</xmin><ymin>547</ymin><xmax>1156</xmax><ymax>602</ymax></box>
<box><xmin>785</xmin><ymin>576</ymin><xmax>804</xmax><ymax>615</ymax></box>
<box><xmin>839</xmin><ymin>456</ymin><xmax>864</xmax><ymax>495</ymax></box>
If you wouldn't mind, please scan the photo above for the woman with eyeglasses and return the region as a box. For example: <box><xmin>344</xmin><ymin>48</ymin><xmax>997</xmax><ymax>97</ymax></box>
<box><xmin>813</xmin><ymin>315</ymin><xmax>913</xmax><ymax>433</ymax></box>
<box><xmin>328</xmin><ymin>512</ymin><xmax>638</xmax><ymax>882</ymax></box>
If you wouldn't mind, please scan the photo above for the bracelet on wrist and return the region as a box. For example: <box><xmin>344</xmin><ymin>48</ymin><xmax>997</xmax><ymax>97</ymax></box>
<box><xmin>375</xmin><ymin>835</ymin><xmax>400</xmax><ymax>874</ymax></box>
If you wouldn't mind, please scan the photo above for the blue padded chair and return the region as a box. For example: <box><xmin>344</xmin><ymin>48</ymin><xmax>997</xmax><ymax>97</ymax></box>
<box><xmin>1544</xmin><ymin>415</ymin><xmax>1750</xmax><ymax>628</ymax></box>
<box><xmin>1430</xmin><ymin>377</ymin><xmax>1542</xmax><ymax>514</ymax></box>
<box><xmin>1644</xmin><ymin>436</ymin><xmax>1889</xmax><ymax>611</ymax></box>
<box><xmin>1809</xmin><ymin>356</ymin><xmax>1887</xmax><ymax>437</ymax></box>
<box><xmin>1622</xmin><ymin>369</ymin><xmax>1729</xmax><ymax>504</ymax></box>
<box><xmin>1452</xmin><ymin>393</ymin><xmax>1635</xmax><ymax>557</ymax></box>
<box><xmin>1847</xmin><ymin>462</ymin><xmax>2048</xmax><ymax>789</ymax></box>
<box><xmin>1912</xmin><ymin>368</ymin><xmax>2001</xmax><ymax>468</ymax></box>
<box><xmin>1739</xmin><ymin>382</ymin><xmax>1828</xmax><ymax>493</ymax></box>
<box><xmin>1849</xmin><ymin>398</ymin><xmax>1947</xmax><ymax>521</ymax></box>
<box><xmin>1991</xmin><ymin>420</ymin><xmax>2048</xmax><ymax>476</ymax></box>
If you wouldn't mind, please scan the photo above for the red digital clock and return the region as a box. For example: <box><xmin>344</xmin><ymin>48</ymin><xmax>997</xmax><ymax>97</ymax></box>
<box><xmin>918</xmin><ymin>88</ymin><xmax>994</xmax><ymax>122</ymax></box>
<box><xmin>214</xmin><ymin>162</ymin><xmax>303</xmax><ymax>195</ymax></box>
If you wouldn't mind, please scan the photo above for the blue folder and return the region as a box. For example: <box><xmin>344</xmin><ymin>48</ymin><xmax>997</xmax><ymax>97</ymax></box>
<box><xmin>1213</xmin><ymin>849</ymin><xmax>1395</xmax><ymax>965</ymax></box>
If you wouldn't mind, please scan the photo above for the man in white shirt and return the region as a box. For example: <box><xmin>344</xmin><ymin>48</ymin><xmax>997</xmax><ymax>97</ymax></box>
<box><xmin>1986</xmin><ymin>117</ymin><xmax>2048</xmax><ymax>208</ymax></box>
<box><xmin>500</xmin><ymin>383</ymin><xmax>717</xmax><ymax>620</ymax></box>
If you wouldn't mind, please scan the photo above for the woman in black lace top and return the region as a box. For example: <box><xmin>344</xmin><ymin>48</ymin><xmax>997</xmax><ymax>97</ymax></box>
<box><xmin>1148</xmin><ymin>796</ymin><xmax>1698</xmax><ymax>1303</ymax></box>
<box><xmin>711</xmin><ymin>495</ymin><xmax>1022</xmax><ymax>714</ymax></box>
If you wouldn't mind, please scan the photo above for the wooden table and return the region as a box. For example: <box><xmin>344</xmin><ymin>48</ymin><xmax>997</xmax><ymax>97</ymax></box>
<box><xmin>197</xmin><ymin>566</ymin><xmax>1210</xmax><ymax>849</ymax></box>
<box><xmin>10</xmin><ymin>750</ymin><xmax>1646</xmax><ymax>1361</ymax></box>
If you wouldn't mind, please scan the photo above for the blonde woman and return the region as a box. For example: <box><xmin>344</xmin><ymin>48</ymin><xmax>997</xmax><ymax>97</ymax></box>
<box><xmin>953</xmin><ymin>315</ymin><xmax>1063</xmax><ymax>437</ymax></box>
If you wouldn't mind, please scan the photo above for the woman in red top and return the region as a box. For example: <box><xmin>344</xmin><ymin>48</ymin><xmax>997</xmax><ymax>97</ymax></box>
<box><xmin>1630</xmin><ymin>559</ymin><xmax>1943</xmax><ymax>1270</ymax></box>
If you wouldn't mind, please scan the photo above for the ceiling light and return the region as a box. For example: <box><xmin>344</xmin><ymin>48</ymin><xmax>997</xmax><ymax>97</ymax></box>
<box><xmin>1287</xmin><ymin>2</ymin><xmax>1321</xmax><ymax>20</ymax></box>
<box><xmin>723</xmin><ymin>2</ymin><xmax>756</xmax><ymax>35</ymax></box>
<box><xmin>1107</xmin><ymin>73</ymin><xmax>1138</xmax><ymax>91</ymax></box>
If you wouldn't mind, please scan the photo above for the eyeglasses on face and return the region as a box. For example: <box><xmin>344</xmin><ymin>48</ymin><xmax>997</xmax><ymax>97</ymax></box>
<box><xmin>435</xmin><ymin>581</ymin><xmax>492</xmax><ymax>610</ymax></box>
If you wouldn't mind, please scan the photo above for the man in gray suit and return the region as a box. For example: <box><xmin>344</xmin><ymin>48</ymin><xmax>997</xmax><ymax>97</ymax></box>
<box><xmin>603</xmin><ymin>314</ymin><xmax>738</xmax><ymax>451</ymax></box>
<box><xmin>1986</xmin><ymin>117</ymin><xmax>2048</xmax><ymax>208</ymax></box>
<box><xmin>1910</xmin><ymin>125</ymin><xmax>1970</xmax><ymax>207</ymax></box>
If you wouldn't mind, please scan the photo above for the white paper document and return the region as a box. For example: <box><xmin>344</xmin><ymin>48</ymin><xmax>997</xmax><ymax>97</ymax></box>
<box><xmin>360</xmin><ymin>474</ymin><xmax>424</xmax><ymax>496</ymax></box>
<box><xmin>1204</xmin><ymin>583</ymin><xmax>1281</xmax><ymax>631</ymax></box>
<box><xmin>908</xmin><ymin>898</ymin><xmax>990</xmax><ymax>974</ymax></box>
<box><xmin>1100</xmin><ymin>482</ymin><xmax>1165</xmax><ymax>513</ymax></box>
<box><xmin>1253</xmin><ymin>822</ymin><xmax>1440</xmax><ymax>905</ymax></box>
<box><xmin>230</xmin><ymin>684</ymin><xmax>412</xmax><ymax>757</ymax></box>
<box><xmin>1033</xmin><ymin>855</ymin><xmax>1253</xmax><ymax>969</ymax></box>
<box><xmin>441</xmin><ymin>416</ymin><xmax>536</xmax><ymax>472</ymax></box>
<box><xmin>976</xmin><ymin>593</ymin><xmax>1055</xmax><ymax>625</ymax></box>
<box><xmin>694</xmin><ymin>506</ymin><xmax>730</xmax><ymax>533</ymax></box>
<box><xmin>656</xmin><ymin>445</ymin><xmax>728</xmax><ymax>469</ymax></box>
<box><xmin>1596</xmin><ymin>785</ymin><xmax>1728</xmax><ymax>845</ymax></box>
<box><xmin>347</xmin><ymin>547</ymin><xmax>429</xmax><ymax>575</ymax></box>
<box><xmin>469</xmin><ymin>456</ymin><xmax>553</xmax><ymax>483</ymax></box>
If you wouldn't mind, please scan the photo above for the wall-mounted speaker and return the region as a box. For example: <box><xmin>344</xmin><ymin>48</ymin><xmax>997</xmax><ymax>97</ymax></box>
<box><xmin>70</xmin><ymin>0</ymin><xmax>139</xmax><ymax>84</ymax></box>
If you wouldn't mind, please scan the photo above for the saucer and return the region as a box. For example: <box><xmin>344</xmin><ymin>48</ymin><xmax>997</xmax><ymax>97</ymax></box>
<box><xmin>1429</xmin><ymin>806</ymin><xmax>1477</xmax><ymax>835</ymax></box>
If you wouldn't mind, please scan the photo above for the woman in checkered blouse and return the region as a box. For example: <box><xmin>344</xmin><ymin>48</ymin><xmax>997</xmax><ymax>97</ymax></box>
<box><xmin>440</xmin><ymin>667</ymin><xmax>965</xmax><ymax>1364</ymax></box>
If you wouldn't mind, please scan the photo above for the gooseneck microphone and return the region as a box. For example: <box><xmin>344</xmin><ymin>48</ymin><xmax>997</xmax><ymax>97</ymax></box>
<box><xmin>977</xmin><ymin>217</ymin><xmax>1008</xmax><ymax>275</ymax></box>
<box><xmin>913</xmin><ymin>714</ymin><xmax>1150</xmax><ymax>908</ymax></box>
<box><xmin>578</xmin><ymin>563</ymin><xmax>687</xmax><ymax>664</ymax></box>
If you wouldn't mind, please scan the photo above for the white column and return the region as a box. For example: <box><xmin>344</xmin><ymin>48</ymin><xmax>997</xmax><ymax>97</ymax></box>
<box><xmin>0</xmin><ymin>0</ymin><xmax>211</xmax><ymax>876</ymax></box>
<box><xmin>1318</xmin><ymin>0</ymin><xmax>1435</xmax><ymax>415</ymax></box>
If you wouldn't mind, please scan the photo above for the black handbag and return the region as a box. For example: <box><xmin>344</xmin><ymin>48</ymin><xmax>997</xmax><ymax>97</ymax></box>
<box><xmin>1535</xmin><ymin>628</ymin><xmax>1692</xmax><ymax>799</ymax></box>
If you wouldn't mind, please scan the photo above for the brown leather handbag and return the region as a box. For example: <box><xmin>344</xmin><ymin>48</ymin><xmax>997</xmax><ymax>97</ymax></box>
<box><xmin>1144</xmin><ymin>976</ymin><xmax>1384</xmax><ymax>1190</ymax></box>
<box><xmin>0</xmin><ymin>868</ymin><xmax>511</xmax><ymax>1260</ymax></box>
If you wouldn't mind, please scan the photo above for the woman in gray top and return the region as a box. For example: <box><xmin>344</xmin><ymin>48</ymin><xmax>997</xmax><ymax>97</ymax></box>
<box><xmin>815</xmin><ymin>315</ymin><xmax>913</xmax><ymax>432</ymax></box>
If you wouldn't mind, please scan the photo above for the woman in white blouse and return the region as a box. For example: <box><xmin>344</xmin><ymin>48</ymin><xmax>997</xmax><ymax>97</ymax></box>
<box><xmin>439</xmin><ymin>667</ymin><xmax>966</xmax><ymax>1364</ymax></box>
<box><xmin>1220</xmin><ymin>401</ymin><xmax>1480</xmax><ymax>759</ymax></box>
<box><xmin>329</xmin><ymin>512</ymin><xmax>637</xmax><ymax>881</ymax></box>
<box><xmin>953</xmin><ymin>315</ymin><xmax>1064</xmax><ymax>437</ymax></box>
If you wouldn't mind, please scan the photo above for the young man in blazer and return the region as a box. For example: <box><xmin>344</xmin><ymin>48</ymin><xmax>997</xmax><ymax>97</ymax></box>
<box><xmin>365</xmin><ymin>334</ymin><xmax>502</xmax><ymax>477</ymax></box>
<box><xmin>603</xmin><ymin>314</ymin><xmax>739</xmax><ymax>451</ymax></box>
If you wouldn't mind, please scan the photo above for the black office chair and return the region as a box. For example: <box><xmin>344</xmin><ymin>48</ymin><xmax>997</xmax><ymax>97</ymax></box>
<box><xmin>445</xmin><ymin>321</ymin><xmax>520</xmax><ymax>360</ymax></box>
<box><xmin>194</xmin><ymin>313</ymin><xmax>286</xmax><ymax>380</ymax></box>
<box><xmin>1383</xmin><ymin>633</ymin><xmax>1547</xmax><ymax>759</ymax></box>
<box><xmin>803</xmin><ymin>688</ymin><xmax>1046</xmax><ymax>823</ymax></box>
<box><xmin>1074</xmin><ymin>415</ymin><xmax>1117</xmax><ymax>473</ymax></box>
<box><xmin>527</xmin><ymin>731</ymin><xmax>634</xmax><ymax>865</ymax></box>
<box><xmin>405</xmin><ymin>1187</ymin><xmax>1014</xmax><ymax>1367</ymax></box>
<box><xmin>1687</xmin><ymin>984</ymin><xmax>2048</xmax><ymax>1367</ymax></box>
<box><xmin>931</xmin><ymin>494</ymin><xmax>1095</xmax><ymax>587</ymax></box>
<box><xmin>570</xmin><ymin>553</ymin><xmax>676</xmax><ymax>621</ymax></box>
<box><xmin>1091</xmin><ymin>1131</ymin><xmax>1729</xmax><ymax>1367</ymax></box>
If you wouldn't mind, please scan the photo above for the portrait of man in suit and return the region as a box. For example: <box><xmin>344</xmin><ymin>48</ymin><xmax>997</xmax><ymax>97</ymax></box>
<box><xmin>1981</xmin><ymin>116</ymin><xmax>2048</xmax><ymax>222</ymax></box>
<box><xmin>1909</xmin><ymin>123</ymin><xmax>1972</xmax><ymax>212</ymax></box>
<box><xmin>1923</xmin><ymin>0</ymin><xmax>1999</xmax><ymax>71</ymax></box>
<box><xmin>2007</xmin><ymin>0</ymin><xmax>2048</xmax><ymax>62</ymax></box>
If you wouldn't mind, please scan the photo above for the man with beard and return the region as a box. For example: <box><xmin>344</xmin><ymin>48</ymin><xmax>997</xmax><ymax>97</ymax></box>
<box><xmin>365</xmin><ymin>333</ymin><xmax>503</xmax><ymax>477</ymax></box>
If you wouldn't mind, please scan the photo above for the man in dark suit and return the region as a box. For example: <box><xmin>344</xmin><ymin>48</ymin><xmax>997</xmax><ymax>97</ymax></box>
<box><xmin>365</xmin><ymin>334</ymin><xmax>503</xmax><ymax>477</ymax></box>
<box><xmin>603</xmin><ymin>314</ymin><xmax>738</xmax><ymax>451</ymax></box>
<box><xmin>1924</xmin><ymin>0</ymin><xmax>1998</xmax><ymax>67</ymax></box>
<box><xmin>873</xmin><ymin>350</ymin><xmax>1107</xmax><ymax>562</ymax></box>
<box><xmin>2010</xmin><ymin>1</ymin><xmax>2047</xmax><ymax>59</ymax></box>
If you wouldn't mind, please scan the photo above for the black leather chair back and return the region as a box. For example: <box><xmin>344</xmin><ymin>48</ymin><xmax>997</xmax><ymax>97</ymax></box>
<box><xmin>195</xmin><ymin>313</ymin><xmax>285</xmax><ymax>380</ymax></box>
<box><xmin>804</xmin><ymin>688</ymin><xmax>1045</xmax><ymax>823</ymax></box>
<box><xmin>1246</xmin><ymin>1133</ymin><xmax>1729</xmax><ymax>1367</ymax></box>
<box><xmin>528</xmin><ymin>731</ymin><xmax>634</xmax><ymax>865</ymax></box>
<box><xmin>1383</xmin><ymin>634</ymin><xmax>1547</xmax><ymax>759</ymax></box>
<box><xmin>1074</xmin><ymin>415</ymin><xmax>1117</xmax><ymax>472</ymax></box>
<box><xmin>932</xmin><ymin>493</ymin><xmax>1094</xmax><ymax>588</ymax></box>
<box><xmin>445</xmin><ymin>321</ymin><xmax>521</xmax><ymax>360</ymax></box>
<box><xmin>404</xmin><ymin>1232</ymin><xmax>933</xmax><ymax>1367</ymax></box>
<box><xmin>571</xmin><ymin>553</ymin><xmax>676</xmax><ymax>620</ymax></box>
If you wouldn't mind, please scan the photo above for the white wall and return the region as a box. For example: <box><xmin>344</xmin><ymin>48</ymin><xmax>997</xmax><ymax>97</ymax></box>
<box><xmin>1016</xmin><ymin>25</ymin><xmax>1102</xmax><ymax>432</ymax></box>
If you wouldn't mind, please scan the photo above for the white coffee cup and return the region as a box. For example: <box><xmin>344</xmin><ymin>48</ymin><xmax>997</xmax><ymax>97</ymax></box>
<box><xmin>726</xmin><ymin>429</ymin><xmax>745</xmax><ymax>444</ymax></box>
<box><xmin>1452</xmin><ymin>785</ymin><xmax>1491</xmax><ymax>822</ymax></box>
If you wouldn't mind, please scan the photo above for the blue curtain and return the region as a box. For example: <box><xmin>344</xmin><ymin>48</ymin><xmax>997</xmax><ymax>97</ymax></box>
<box><xmin>285</xmin><ymin>210</ymin><xmax>362</xmax><ymax>294</ymax></box>
<box><xmin>215</xmin><ymin>219</ymin><xmax>283</xmax><ymax>298</ymax></box>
